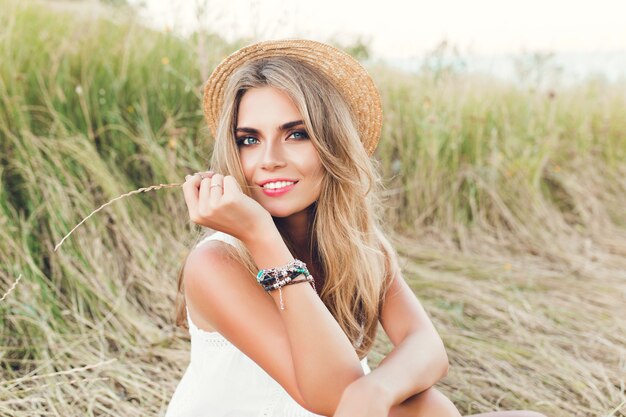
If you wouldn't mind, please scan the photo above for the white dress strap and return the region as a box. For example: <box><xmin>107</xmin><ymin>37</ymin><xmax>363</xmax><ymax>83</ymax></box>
<box><xmin>196</xmin><ymin>230</ymin><xmax>239</xmax><ymax>249</ymax></box>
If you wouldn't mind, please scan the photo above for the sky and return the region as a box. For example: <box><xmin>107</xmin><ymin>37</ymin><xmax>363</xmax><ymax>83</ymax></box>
<box><xmin>127</xmin><ymin>0</ymin><xmax>626</xmax><ymax>59</ymax></box>
<box><xmin>125</xmin><ymin>0</ymin><xmax>626</xmax><ymax>83</ymax></box>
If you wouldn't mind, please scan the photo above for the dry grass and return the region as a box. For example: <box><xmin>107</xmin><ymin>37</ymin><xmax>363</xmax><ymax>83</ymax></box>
<box><xmin>371</xmin><ymin>223</ymin><xmax>626</xmax><ymax>416</ymax></box>
<box><xmin>1</xmin><ymin>0</ymin><xmax>625</xmax><ymax>416</ymax></box>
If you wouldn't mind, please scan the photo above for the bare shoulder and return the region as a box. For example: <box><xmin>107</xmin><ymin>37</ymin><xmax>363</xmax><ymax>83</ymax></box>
<box><xmin>182</xmin><ymin>239</ymin><xmax>309</xmax><ymax>410</ymax></box>
<box><xmin>183</xmin><ymin>239</ymin><xmax>258</xmax><ymax>330</ymax></box>
<box><xmin>183</xmin><ymin>240</ymin><xmax>235</xmax><ymax>331</ymax></box>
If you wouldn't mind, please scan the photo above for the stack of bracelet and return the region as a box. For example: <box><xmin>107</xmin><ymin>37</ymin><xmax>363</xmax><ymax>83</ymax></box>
<box><xmin>256</xmin><ymin>259</ymin><xmax>317</xmax><ymax>310</ymax></box>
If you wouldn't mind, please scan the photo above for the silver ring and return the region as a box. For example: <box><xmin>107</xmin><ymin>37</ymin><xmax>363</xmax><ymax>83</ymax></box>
<box><xmin>210</xmin><ymin>184</ymin><xmax>223</xmax><ymax>188</ymax></box>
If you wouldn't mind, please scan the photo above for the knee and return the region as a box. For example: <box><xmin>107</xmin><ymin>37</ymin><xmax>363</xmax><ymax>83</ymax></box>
<box><xmin>423</xmin><ymin>388</ymin><xmax>462</xmax><ymax>417</ymax></box>
<box><xmin>401</xmin><ymin>387</ymin><xmax>461</xmax><ymax>417</ymax></box>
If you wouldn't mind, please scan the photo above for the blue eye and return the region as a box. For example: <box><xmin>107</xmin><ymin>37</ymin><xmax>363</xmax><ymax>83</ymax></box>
<box><xmin>235</xmin><ymin>130</ymin><xmax>309</xmax><ymax>147</ymax></box>
<box><xmin>290</xmin><ymin>130</ymin><xmax>309</xmax><ymax>140</ymax></box>
<box><xmin>236</xmin><ymin>136</ymin><xmax>259</xmax><ymax>146</ymax></box>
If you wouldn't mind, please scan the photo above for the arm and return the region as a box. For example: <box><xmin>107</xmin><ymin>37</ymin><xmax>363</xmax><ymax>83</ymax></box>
<box><xmin>184</xmin><ymin>241</ymin><xmax>310</xmax><ymax>410</ymax></box>
<box><xmin>356</xmin><ymin>247</ymin><xmax>450</xmax><ymax>409</ymax></box>
<box><xmin>361</xmin><ymin>329</ymin><xmax>449</xmax><ymax>408</ymax></box>
<box><xmin>242</xmin><ymin>224</ymin><xmax>364</xmax><ymax>416</ymax></box>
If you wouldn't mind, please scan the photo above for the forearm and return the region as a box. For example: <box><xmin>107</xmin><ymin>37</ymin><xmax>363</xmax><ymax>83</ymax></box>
<box><xmin>362</xmin><ymin>330</ymin><xmax>449</xmax><ymax>408</ymax></box>
<box><xmin>242</xmin><ymin>225</ymin><xmax>364</xmax><ymax>414</ymax></box>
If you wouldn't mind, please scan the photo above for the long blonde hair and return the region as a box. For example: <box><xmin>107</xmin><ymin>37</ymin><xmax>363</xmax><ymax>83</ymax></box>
<box><xmin>175</xmin><ymin>56</ymin><xmax>400</xmax><ymax>360</ymax></box>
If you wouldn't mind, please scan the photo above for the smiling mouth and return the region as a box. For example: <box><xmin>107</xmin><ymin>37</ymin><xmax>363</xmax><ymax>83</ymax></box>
<box><xmin>260</xmin><ymin>181</ymin><xmax>298</xmax><ymax>196</ymax></box>
<box><xmin>261</xmin><ymin>180</ymin><xmax>298</xmax><ymax>190</ymax></box>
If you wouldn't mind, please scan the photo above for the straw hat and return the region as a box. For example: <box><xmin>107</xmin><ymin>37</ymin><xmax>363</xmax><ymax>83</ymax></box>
<box><xmin>203</xmin><ymin>39</ymin><xmax>383</xmax><ymax>156</ymax></box>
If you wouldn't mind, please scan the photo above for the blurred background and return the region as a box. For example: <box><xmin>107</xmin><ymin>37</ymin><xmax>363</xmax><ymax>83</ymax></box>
<box><xmin>0</xmin><ymin>0</ymin><xmax>625</xmax><ymax>416</ymax></box>
<box><xmin>128</xmin><ymin>0</ymin><xmax>626</xmax><ymax>85</ymax></box>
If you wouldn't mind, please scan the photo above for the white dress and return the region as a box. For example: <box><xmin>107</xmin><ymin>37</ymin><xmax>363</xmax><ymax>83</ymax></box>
<box><xmin>165</xmin><ymin>231</ymin><xmax>372</xmax><ymax>417</ymax></box>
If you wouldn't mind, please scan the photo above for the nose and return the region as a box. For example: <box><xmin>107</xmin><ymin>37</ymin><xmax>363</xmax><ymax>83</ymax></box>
<box><xmin>259</xmin><ymin>139</ymin><xmax>287</xmax><ymax>170</ymax></box>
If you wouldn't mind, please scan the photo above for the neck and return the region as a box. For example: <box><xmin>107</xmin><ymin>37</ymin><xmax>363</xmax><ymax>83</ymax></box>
<box><xmin>274</xmin><ymin>203</ymin><xmax>316</xmax><ymax>257</ymax></box>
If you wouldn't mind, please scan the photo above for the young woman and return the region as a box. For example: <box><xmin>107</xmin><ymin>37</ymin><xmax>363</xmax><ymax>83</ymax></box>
<box><xmin>169</xmin><ymin>39</ymin><xmax>547</xmax><ymax>417</ymax></box>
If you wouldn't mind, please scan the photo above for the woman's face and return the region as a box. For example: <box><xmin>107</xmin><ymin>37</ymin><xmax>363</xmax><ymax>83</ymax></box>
<box><xmin>236</xmin><ymin>86</ymin><xmax>324</xmax><ymax>218</ymax></box>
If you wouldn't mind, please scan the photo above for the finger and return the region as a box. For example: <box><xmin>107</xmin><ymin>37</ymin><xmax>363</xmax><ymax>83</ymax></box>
<box><xmin>192</xmin><ymin>170</ymin><xmax>214</xmax><ymax>182</ymax></box>
<box><xmin>198</xmin><ymin>173</ymin><xmax>222</xmax><ymax>214</ymax></box>
<box><xmin>182</xmin><ymin>172</ymin><xmax>205</xmax><ymax>211</ymax></box>
<box><xmin>183</xmin><ymin>171</ymin><xmax>215</xmax><ymax>216</ymax></box>
<box><xmin>185</xmin><ymin>171</ymin><xmax>216</xmax><ymax>191</ymax></box>
<box><xmin>222</xmin><ymin>175</ymin><xmax>242</xmax><ymax>199</ymax></box>
<box><xmin>208</xmin><ymin>174</ymin><xmax>224</xmax><ymax>207</ymax></box>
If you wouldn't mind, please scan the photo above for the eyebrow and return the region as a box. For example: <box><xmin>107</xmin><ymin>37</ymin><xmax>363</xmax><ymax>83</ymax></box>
<box><xmin>235</xmin><ymin>120</ymin><xmax>304</xmax><ymax>134</ymax></box>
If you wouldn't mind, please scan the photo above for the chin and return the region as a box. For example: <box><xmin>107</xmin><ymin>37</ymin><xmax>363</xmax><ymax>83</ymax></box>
<box><xmin>267</xmin><ymin>208</ymin><xmax>297</xmax><ymax>218</ymax></box>
<box><xmin>265</xmin><ymin>203</ymin><xmax>314</xmax><ymax>219</ymax></box>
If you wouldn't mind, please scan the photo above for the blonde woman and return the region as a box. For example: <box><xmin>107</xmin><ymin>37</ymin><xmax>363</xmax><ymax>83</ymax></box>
<box><xmin>169</xmin><ymin>40</ymin><xmax>547</xmax><ymax>417</ymax></box>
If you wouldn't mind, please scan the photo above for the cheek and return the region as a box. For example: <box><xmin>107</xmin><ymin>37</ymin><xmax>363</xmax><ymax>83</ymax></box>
<box><xmin>300</xmin><ymin>147</ymin><xmax>323</xmax><ymax>175</ymax></box>
<box><xmin>307</xmin><ymin>158</ymin><xmax>324</xmax><ymax>179</ymax></box>
<box><xmin>238</xmin><ymin>154</ymin><xmax>254</xmax><ymax>181</ymax></box>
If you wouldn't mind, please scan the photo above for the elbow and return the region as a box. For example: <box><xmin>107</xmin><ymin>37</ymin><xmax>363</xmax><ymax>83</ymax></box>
<box><xmin>441</xmin><ymin>359</ymin><xmax>450</xmax><ymax>378</ymax></box>
<box><xmin>440</xmin><ymin>344</ymin><xmax>450</xmax><ymax>378</ymax></box>
<box><xmin>305</xmin><ymin>392</ymin><xmax>338</xmax><ymax>417</ymax></box>
<box><xmin>305</xmin><ymin>389</ymin><xmax>343</xmax><ymax>417</ymax></box>
<box><xmin>305</xmin><ymin>368</ymin><xmax>365</xmax><ymax>416</ymax></box>
<box><xmin>309</xmin><ymin>403</ymin><xmax>334</xmax><ymax>417</ymax></box>
<box><xmin>433</xmin><ymin>331</ymin><xmax>450</xmax><ymax>380</ymax></box>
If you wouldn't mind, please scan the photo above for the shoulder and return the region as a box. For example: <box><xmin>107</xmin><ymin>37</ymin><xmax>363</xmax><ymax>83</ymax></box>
<box><xmin>182</xmin><ymin>238</ymin><xmax>267</xmax><ymax>336</ymax></box>
<box><xmin>184</xmin><ymin>238</ymin><xmax>248</xmax><ymax>294</ymax></box>
<box><xmin>181</xmin><ymin>236</ymin><xmax>310</xmax><ymax>410</ymax></box>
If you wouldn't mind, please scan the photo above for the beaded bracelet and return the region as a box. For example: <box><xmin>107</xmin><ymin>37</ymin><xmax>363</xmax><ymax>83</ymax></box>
<box><xmin>259</xmin><ymin>268</ymin><xmax>310</xmax><ymax>289</ymax></box>
<box><xmin>256</xmin><ymin>259</ymin><xmax>317</xmax><ymax>310</ymax></box>
<box><xmin>272</xmin><ymin>275</ymin><xmax>316</xmax><ymax>310</ymax></box>
<box><xmin>257</xmin><ymin>259</ymin><xmax>307</xmax><ymax>290</ymax></box>
<box><xmin>257</xmin><ymin>259</ymin><xmax>317</xmax><ymax>293</ymax></box>
<box><xmin>264</xmin><ymin>273</ymin><xmax>315</xmax><ymax>292</ymax></box>
<box><xmin>257</xmin><ymin>259</ymin><xmax>308</xmax><ymax>284</ymax></box>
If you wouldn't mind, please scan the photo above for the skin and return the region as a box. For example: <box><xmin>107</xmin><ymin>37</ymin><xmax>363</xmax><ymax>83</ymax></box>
<box><xmin>235</xmin><ymin>85</ymin><xmax>324</xmax><ymax>253</ymax></box>
<box><xmin>182</xmin><ymin>86</ymin><xmax>547</xmax><ymax>417</ymax></box>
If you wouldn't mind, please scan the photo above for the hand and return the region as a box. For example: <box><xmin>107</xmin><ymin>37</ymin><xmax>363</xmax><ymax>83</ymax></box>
<box><xmin>333</xmin><ymin>377</ymin><xmax>393</xmax><ymax>417</ymax></box>
<box><xmin>182</xmin><ymin>171</ymin><xmax>272</xmax><ymax>242</ymax></box>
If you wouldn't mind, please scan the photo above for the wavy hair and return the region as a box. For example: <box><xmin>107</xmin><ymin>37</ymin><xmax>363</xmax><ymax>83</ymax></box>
<box><xmin>175</xmin><ymin>56</ymin><xmax>400</xmax><ymax>360</ymax></box>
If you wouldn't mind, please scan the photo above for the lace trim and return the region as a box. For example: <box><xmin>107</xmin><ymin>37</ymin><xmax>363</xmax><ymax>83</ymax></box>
<box><xmin>261</xmin><ymin>384</ymin><xmax>283</xmax><ymax>417</ymax></box>
<box><xmin>186</xmin><ymin>307</ymin><xmax>234</xmax><ymax>348</ymax></box>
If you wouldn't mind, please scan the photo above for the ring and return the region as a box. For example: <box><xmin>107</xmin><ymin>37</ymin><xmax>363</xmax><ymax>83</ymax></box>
<box><xmin>210</xmin><ymin>184</ymin><xmax>223</xmax><ymax>188</ymax></box>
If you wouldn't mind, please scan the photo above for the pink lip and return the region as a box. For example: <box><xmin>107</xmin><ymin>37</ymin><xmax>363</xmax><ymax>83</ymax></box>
<box><xmin>261</xmin><ymin>182</ymin><xmax>297</xmax><ymax>197</ymax></box>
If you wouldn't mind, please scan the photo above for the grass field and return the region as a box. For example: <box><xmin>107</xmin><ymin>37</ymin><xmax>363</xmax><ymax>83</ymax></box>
<box><xmin>1</xmin><ymin>0</ymin><xmax>625</xmax><ymax>416</ymax></box>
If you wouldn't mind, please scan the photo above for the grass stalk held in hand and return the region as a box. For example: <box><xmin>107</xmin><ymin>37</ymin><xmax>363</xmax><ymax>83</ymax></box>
<box><xmin>54</xmin><ymin>182</ymin><xmax>184</xmax><ymax>252</ymax></box>
<box><xmin>53</xmin><ymin>177</ymin><xmax>259</xmax><ymax>252</ymax></box>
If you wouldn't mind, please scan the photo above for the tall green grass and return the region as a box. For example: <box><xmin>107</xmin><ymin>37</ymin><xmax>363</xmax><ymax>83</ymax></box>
<box><xmin>1</xmin><ymin>0</ymin><xmax>624</xmax><ymax>416</ymax></box>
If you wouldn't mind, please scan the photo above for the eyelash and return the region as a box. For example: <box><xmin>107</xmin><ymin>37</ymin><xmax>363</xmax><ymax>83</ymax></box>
<box><xmin>235</xmin><ymin>130</ymin><xmax>309</xmax><ymax>147</ymax></box>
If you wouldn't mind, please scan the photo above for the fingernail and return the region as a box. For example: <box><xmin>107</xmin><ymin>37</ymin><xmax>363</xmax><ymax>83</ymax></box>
<box><xmin>185</xmin><ymin>175</ymin><xmax>191</xmax><ymax>180</ymax></box>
